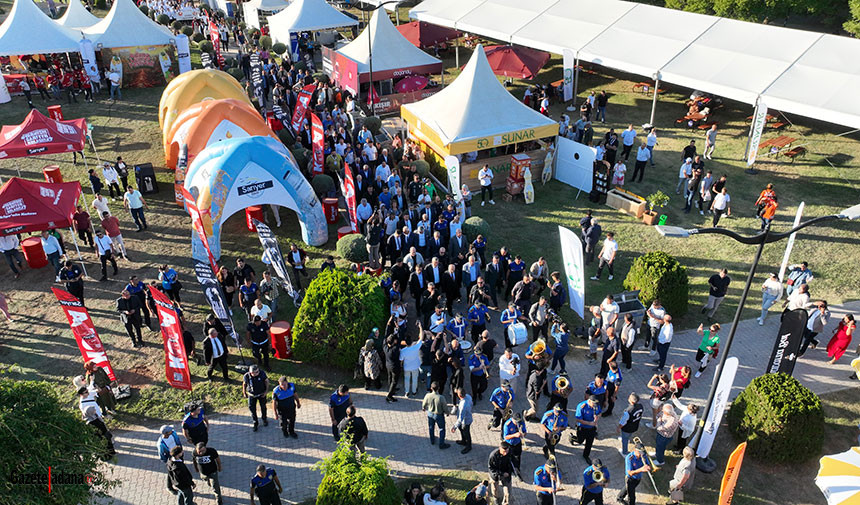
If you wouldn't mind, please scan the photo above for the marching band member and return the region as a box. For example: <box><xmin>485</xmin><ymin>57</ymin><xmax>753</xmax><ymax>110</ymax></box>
<box><xmin>604</xmin><ymin>362</ymin><xmax>623</xmax><ymax>417</ymax></box>
<box><xmin>580</xmin><ymin>458</ymin><xmax>610</xmax><ymax>505</ymax></box>
<box><xmin>488</xmin><ymin>380</ymin><xmax>514</xmax><ymax>430</ymax></box>
<box><xmin>524</xmin><ymin>338</ymin><xmax>552</xmax><ymax>383</ymax></box>
<box><xmin>575</xmin><ymin>396</ymin><xmax>602</xmax><ymax>463</ymax></box>
<box><xmin>585</xmin><ymin>374</ymin><xmax>608</xmax><ymax>412</ymax></box>
<box><xmin>469</xmin><ymin>348</ymin><xmax>491</xmax><ymax>401</ymax></box>
<box><xmin>617</xmin><ymin>443</ymin><xmax>650</xmax><ymax>505</ymax></box>
<box><xmin>498</xmin><ymin>347</ymin><xmax>521</xmax><ymax>393</ymax></box>
<box><xmin>533</xmin><ymin>457</ymin><xmax>560</xmax><ymax>505</ymax></box>
<box><xmin>502</xmin><ymin>411</ymin><xmax>527</xmax><ymax>476</ymax></box>
<box><xmin>545</xmin><ymin>372</ymin><xmax>573</xmax><ymax>412</ymax></box>
<box><xmin>524</xmin><ymin>365</ymin><xmax>548</xmax><ymax>422</ymax></box>
<box><xmin>540</xmin><ymin>404</ymin><xmax>568</xmax><ymax>458</ymax></box>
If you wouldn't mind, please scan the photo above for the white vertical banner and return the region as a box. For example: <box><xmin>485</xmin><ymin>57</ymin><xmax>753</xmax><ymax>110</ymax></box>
<box><xmin>778</xmin><ymin>202</ymin><xmax>805</xmax><ymax>283</ymax></box>
<box><xmin>747</xmin><ymin>98</ymin><xmax>768</xmax><ymax>166</ymax></box>
<box><xmin>175</xmin><ymin>34</ymin><xmax>192</xmax><ymax>75</ymax></box>
<box><xmin>79</xmin><ymin>38</ymin><xmax>99</xmax><ymax>80</ymax></box>
<box><xmin>244</xmin><ymin>2</ymin><xmax>260</xmax><ymax>29</ymax></box>
<box><xmin>0</xmin><ymin>71</ymin><xmax>10</xmax><ymax>104</ymax></box>
<box><xmin>697</xmin><ymin>356</ymin><xmax>739</xmax><ymax>459</ymax></box>
<box><xmin>558</xmin><ymin>225</ymin><xmax>585</xmax><ymax>319</ymax></box>
<box><xmin>445</xmin><ymin>155</ymin><xmax>465</xmax><ymax>216</ymax></box>
<box><xmin>562</xmin><ymin>49</ymin><xmax>575</xmax><ymax>103</ymax></box>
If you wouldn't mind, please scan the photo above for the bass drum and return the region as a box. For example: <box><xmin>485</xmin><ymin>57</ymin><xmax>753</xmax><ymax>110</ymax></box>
<box><xmin>507</xmin><ymin>322</ymin><xmax>528</xmax><ymax>346</ymax></box>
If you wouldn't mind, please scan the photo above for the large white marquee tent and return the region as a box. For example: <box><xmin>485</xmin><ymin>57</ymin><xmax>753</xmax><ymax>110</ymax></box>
<box><xmin>0</xmin><ymin>0</ymin><xmax>80</xmax><ymax>56</ymax></box>
<box><xmin>84</xmin><ymin>0</ymin><xmax>174</xmax><ymax>48</ymax></box>
<box><xmin>269</xmin><ymin>0</ymin><xmax>358</xmax><ymax>45</ymax></box>
<box><xmin>56</xmin><ymin>0</ymin><xmax>101</xmax><ymax>29</ymax></box>
<box><xmin>409</xmin><ymin>0</ymin><xmax>860</xmax><ymax>130</ymax></box>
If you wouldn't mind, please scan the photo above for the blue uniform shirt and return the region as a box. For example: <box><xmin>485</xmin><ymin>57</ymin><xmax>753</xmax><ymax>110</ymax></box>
<box><xmin>502</xmin><ymin>418</ymin><xmax>527</xmax><ymax>446</ymax></box>
<box><xmin>447</xmin><ymin>319</ymin><xmax>467</xmax><ymax>340</ymax></box>
<box><xmin>533</xmin><ymin>466</ymin><xmax>561</xmax><ymax>495</ymax></box>
<box><xmin>551</xmin><ymin>328</ymin><xmax>569</xmax><ymax>354</ymax></box>
<box><xmin>586</xmin><ymin>380</ymin><xmax>606</xmax><ymax>397</ymax></box>
<box><xmin>125</xmin><ymin>281</ymin><xmax>145</xmax><ymax>295</ymax></box>
<box><xmin>469</xmin><ymin>304</ymin><xmax>490</xmax><ymax>326</ymax></box>
<box><xmin>490</xmin><ymin>387</ymin><xmax>513</xmax><ymax>409</ymax></box>
<box><xmin>625</xmin><ymin>453</ymin><xmax>646</xmax><ymax>479</ymax></box>
<box><xmin>509</xmin><ymin>261</ymin><xmax>525</xmax><ymax>273</ymax></box>
<box><xmin>575</xmin><ymin>401</ymin><xmax>601</xmax><ymax>428</ymax></box>
<box><xmin>273</xmin><ymin>383</ymin><xmax>296</xmax><ymax>406</ymax></box>
<box><xmin>607</xmin><ymin>369</ymin><xmax>622</xmax><ymax>386</ymax></box>
<box><xmin>501</xmin><ymin>308</ymin><xmax>522</xmax><ymax>327</ymax></box>
<box><xmin>469</xmin><ymin>354</ymin><xmax>490</xmax><ymax>376</ymax></box>
<box><xmin>251</xmin><ymin>468</ymin><xmax>278</xmax><ymax>498</ymax></box>
<box><xmin>583</xmin><ymin>465</ymin><xmax>610</xmax><ymax>494</ymax></box>
<box><xmin>182</xmin><ymin>410</ymin><xmax>205</xmax><ymax>429</ymax></box>
<box><xmin>541</xmin><ymin>411</ymin><xmax>568</xmax><ymax>431</ymax></box>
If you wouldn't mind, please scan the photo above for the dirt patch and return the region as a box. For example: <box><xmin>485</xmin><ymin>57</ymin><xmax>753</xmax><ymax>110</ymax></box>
<box><xmin>122</xmin><ymin>364</ymin><xmax>155</xmax><ymax>386</ymax></box>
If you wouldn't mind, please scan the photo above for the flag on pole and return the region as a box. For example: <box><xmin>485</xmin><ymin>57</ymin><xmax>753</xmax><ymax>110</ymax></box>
<box><xmin>558</xmin><ymin>225</ymin><xmax>585</xmax><ymax>318</ymax></box>
<box><xmin>52</xmin><ymin>287</ymin><xmax>117</xmax><ymax>381</ymax></box>
<box><xmin>291</xmin><ymin>84</ymin><xmax>316</xmax><ymax>135</ymax></box>
<box><xmin>562</xmin><ymin>49</ymin><xmax>575</xmax><ymax>102</ymax></box>
<box><xmin>311</xmin><ymin>113</ymin><xmax>324</xmax><ymax>176</ymax></box>
<box><xmin>150</xmin><ymin>288</ymin><xmax>192</xmax><ymax>391</ymax></box>
<box><xmin>718</xmin><ymin>442</ymin><xmax>748</xmax><ymax>505</ymax></box>
<box><xmin>340</xmin><ymin>162</ymin><xmax>358</xmax><ymax>232</ymax></box>
<box><xmin>181</xmin><ymin>187</ymin><xmax>218</xmax><ymax>274</ymax></box>
<box><xmin>252</xmin><ymin>219</ymin><xmax>297</xmax><ymax>300</ymax></box>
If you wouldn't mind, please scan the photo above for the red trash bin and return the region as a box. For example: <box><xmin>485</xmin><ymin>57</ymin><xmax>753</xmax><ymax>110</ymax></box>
<box><xmin>47</xmin><ymin>104</ymin><xmax>63</xmax><ymax>121</ymax></box>
<box><xmin>269</xmin><ymin>321</ymin><xmax>292</xmax><ymax>359</ymax></box>
<box><xmin>43</xmin><ymin>165</ymin><xmax>62</xmax><ymax>183</ymax></box>
<box><xmin>337</xmin><ymin>225</ymin><xmax>356</xmax><ymax>239</ymax></box>
<box><xmin>21</xmin><ymin>237</ymin><xmax>48</xmax><ymax>269</ymax></box>
<box><xmin>245</xmin><ymin>206</ymin><xmax>264</xmax><ymax>231</ymax></box>
<box><xmin>322</xmin><ymin>197</ymin><xmax>339</xmax><ymax>224</ymax></box>
<box><xmin>266</xmin><ymin>111</ymin><xmax>283</xmax><ymax>132</ymax></box>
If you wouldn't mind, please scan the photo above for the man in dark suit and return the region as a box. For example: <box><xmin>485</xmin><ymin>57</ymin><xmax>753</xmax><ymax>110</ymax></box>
<box><xmin>441</xmin><ymin>263</ymin><xmax>461</xmax><ymax>312</ymax></box>
<box><xmin>420</xmin><ymin>283</ymin><xmax>441</xmax><ymax>327</ymax></box>
<box><xmin>116</xmin><ymin>289</ymin><xmax>144</xmax><ymax>348</ymax></box>
<box><xmin>428</xmin><ymin>231</ymin><xmax>444</xmax><ymax>259</ymax></box>
<box><xmin>203</xmin><ymin>328</ymin><xmax>230</xmax><ymax>381</ymax></box>
<box><xmin>449</xmin><ymin>228</ymin><xmax>469</xmax><ymax>267</ymax></box>
<box><xmin>390</xmin><ymin>257</ymin><xmax>410</xmax><ymax>291</ymax></box>
<box><xmin>424</xmin><ymin>257</ymin><xmax>444</xmax><ymax>287</ymax></box>
<box><xmin>584</xmin><ymin>218</ymin><xmax>602</xmax><ymax>265</ymax></box>
<box><xmin>387</xmin><ymin>229</ymin><xmax>406</xmax><ymax>267</ymax></box>
<box><xmin>484</xmin><ymin>254</ymin><xmax>502</xmax><ymax>308</ymax></box>
<box><xmin>409</xmin><ymin>264</ymin><xmax>426</xmax><ymax>301</ymax></box>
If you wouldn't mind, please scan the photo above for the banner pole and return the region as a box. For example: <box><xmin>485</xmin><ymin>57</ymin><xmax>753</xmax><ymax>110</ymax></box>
<box><xmin>68</xmin><ymin>226</ymin><xmax>88</xmax><ymax>278</ymax></box>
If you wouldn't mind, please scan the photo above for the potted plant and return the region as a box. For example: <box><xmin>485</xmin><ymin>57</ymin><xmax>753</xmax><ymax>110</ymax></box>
<box><xmin>643</xmin><ymin>190</ymin><xmax>669</xmax><ymax>225</ymax></box>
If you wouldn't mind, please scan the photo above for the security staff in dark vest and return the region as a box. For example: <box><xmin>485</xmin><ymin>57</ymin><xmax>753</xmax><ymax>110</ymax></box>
<box><xmin>250</xmin><ymin>464</ymin><xmax>283</xmax><ymax>505</ymax></box>
<box><xmin>247</xmin><ymin>316</ymin><xmax>271</xmax><ymax>370</ymax></box>
<box><xmin>617</xmin><ymin>393</ymin><xmax>644</xmax><ymax>456</ymax></box>
<box><xmin>243</xmin><ymin>365</ymin><xmax>269</xmax><ymax>431</ymax></box>
<box><xmin>272</xmin><ymin>376</ymin><xmax>302</xmax><ymax>438</ymax></box>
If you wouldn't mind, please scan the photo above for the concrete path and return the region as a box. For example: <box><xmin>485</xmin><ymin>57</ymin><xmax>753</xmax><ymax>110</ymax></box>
<box><xmin>99</xmin><ymin>300</ymin><xmax>860</xmax><ymax>504</ymax></box>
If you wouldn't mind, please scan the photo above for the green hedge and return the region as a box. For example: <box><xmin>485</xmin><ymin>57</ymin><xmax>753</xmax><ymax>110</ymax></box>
<box><xmin>226</xmin><ymin>68</ymin><xmax>244</xmax><ymax>82</ymax></box>
<box><xmin>363</xmin><ymin>116</ymin><xmax>382</xmax><ymax>135</ymax></box>
<box><xmin>95</xmin><ymin>0</ymin><xmax>106</xmax><ymax>9</ymax></box>
<box><xmin>181</xmin><ymin>25</ymin><xmax>194</xmax><ymax>36</ymax></box>
<box><xmin>293</xmin><ymin>269</ymin><xmax>386</xmax><ymax>369</ymax></box>
<box><xmin>277</xmin><ymin>128</ymin><xmax>295</xmax><ymax>148</ymax></box>
<box><xmin>336</xmin><ymin>234</ymin><xmax>368</xmax><ymax>263</ymax></box>
<box><xmin>192</xmin><ymin>32</ymin><xmax>205</xmax><ymax>43</ymax></box>
<box><xmin>272</xmin><ymin>42</ymin><xmax>287</xmax><ymax>55</ymax></box>
<box><xmin>314</xmin><ymin>436</ymin><xmax>399</xmax><ymax>505</ymax></box>
<box><xmin>156</xmin><ymin>13</ymin><xmax>170</xmax><ymax>25</ymax></box>
<box><xmin>139</xmin><ymin>5</ymin><xmax>149</xmax><ymax>15</ymax></box>
<box><xmin>463</xmin><ymin>216</ymin><xmax>489</xmax><ymax>241</ymax></box>
<box><xmin>623</xmin><ymin>251</ymin><xmax>688</xmax><ymax>316</ymax></box>
<box><xmin>311</xmin><ymin>174</ymin><xmax>335</xmax><ymax>196</ymax></box>
<box><xmin>199</xmin><ymin>41</ymin><xmax>214</xmax><ymax>55</ymax></box>
<box><xmin>260</xmin><ymin>35</ymin><xmax>273</xmax><ymax>50</ymax></box>
<box><xmin>728</xmin><ymin>373</ymin><xmax>824</xmax><ymax>463</ymax></box>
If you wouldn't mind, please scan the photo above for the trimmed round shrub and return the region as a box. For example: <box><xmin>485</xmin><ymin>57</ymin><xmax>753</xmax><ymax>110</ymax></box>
<box><xmin>198</xmin><ymin>41</ymin><xmax>214</xmax><ymax>55</ymax></box>
<box><xmin>623</xmin><ymin>251</ymin><xmax>688</xmax><ymax>316</ymax></box>
<box><xmin>293</xmin><ymin>60</ymin><xmax>307</xmax><ymax>71</ymax></box>
<box><xmin>156</xmin><ymin>13</ymin><xmax>170</xmax><ymax>25</ymax></box>
<box><xmin>362</xmin><ymin>116</ymin><xmax>382</xmax><ymax>135</ymax></box>
<box><xmin>138</xmin><ymin>4</ymin><xmax>149</xmax><ymax>15</ymax></box>
<box><xmin>272</xmin><ymin>42</ymin><xmax>287</xmax><ymax>55</ymax></box>
<box><xmin>224</xmin><ymin>56</ymin><xmax>238</xmax><ymax>68</ymax></box>
<box><xmin>413</xmin><ymin>159</ymin><xmax>430</xmax><ymax>177</ymax></box>
<box><xmin>463</xmin><ymin>216</ymin><xmax>490</xmax><ymax>241</ymax></box>
<box><xmin>728</xmin><ymin>373</ymin><xmax>824</xmax><ymax>463</ymax></box>
<box><xmin>312</xmin><ymin>72</ymin><xmax>331</xmax><ymax>84</ymax></box>
<box><xmin>314</xmin><ymin>436</ymin><xmax>399</xmax><ymax>505</ymax></box>
<box><xmin>293</xmin><ymin>269</ymin><xmax>385</xmax><ymax>369</ymax></box>
<box><xmin>94</xmin><ymin>0</ymin><xmax>106</xmax><ymax>9</ymax></box>
<box><xmin>260</xmin><ymin>35</ymin><xmax>273</xmax><ymax>50</ymax></box>
<box><xmin>181</xmin><ymin>25</ymin><xmax>194</xmax><ymax>37</ymax></box>
<box><xmin>171</xmin><ymin>20</ymin><xmax>183</xmax><ymax>31</ymax></box>
<box><xmin>200</xmin><ymin>3</ymin><xmax>212</xmax><ymax>13</ymax></box>
<box><xmin>311</xmin><ymin>174</ymin><xmax>335</xmax><ymax>196</ymax></box>
<box><xmin>192</xmin><ymin>32</ymin><xmax>205</xmax><ymax>43</ymax></box>
<box><xmin>336</xmin><ymin>233</ymin><xmax>368</xmax><ymax>263</ymax></box>
<box><xmin>277</xmin><ymin>128</ymin><xmax>295</xmax><ymax>148</ymax></box>
<box><xmin>226</xmin><ymin>67</ymin><xmax>244</xmax><ymax>82</ymax></box>
<box><xmin>238</xmin><ymin>21</ymin><xmax>246</xmax><ymax>30</ymax></box>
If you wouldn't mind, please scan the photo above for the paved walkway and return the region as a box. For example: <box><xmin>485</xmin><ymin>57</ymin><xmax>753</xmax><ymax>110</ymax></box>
<box><xmin>99</xmin><ymin>300</ymin><xmax>859</xmax><ymax>505</ymax></box>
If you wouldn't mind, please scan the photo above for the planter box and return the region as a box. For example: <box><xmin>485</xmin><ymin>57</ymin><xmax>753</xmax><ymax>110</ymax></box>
<box><xmin>606</xmin><ymin>188</ymin><xmax>646</xmax><ymax>218</ymax></box>
<box><xmin>642</xmin><ymin>211</ymin><xmax>658</xmax><ymax>225</ymax></box>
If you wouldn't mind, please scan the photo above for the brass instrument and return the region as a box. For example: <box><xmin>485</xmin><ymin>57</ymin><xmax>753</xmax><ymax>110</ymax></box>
<box><xmin>550</xmin><ymin>431</ymin><xmax>561</xmax><ymax>446</ymax></box>
<box><xmin>554</xmin><ymin>375</ymin><xmax>569</xmax><ymax>390</ymax></box>
<box><xmin>532</xmin><ymin>339</ymin><xmax>547</xmax><ymax>355</ymax></box>
<box><xmin>632</xmin><ymin>437</ymin><xmax>660</xmax><ymax>494</ymax></box>
<box><xmin>591</xmin><ymin>469</ymin><xmax>606</xmax><ymax>484</ymax></box>
<box><xmin>503</xmin><ymin>406</ymin><xmax>513</xmax><ymax>420</ymax></box>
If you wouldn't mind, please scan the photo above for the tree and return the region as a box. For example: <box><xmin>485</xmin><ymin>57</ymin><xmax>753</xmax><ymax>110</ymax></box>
<box><xmin>0</xmin><ymin>379</ymin><xmax>118</xmax><ymax>504</ymax></box>
<box><xmin>314</xmin><ymin>436</ymin><xmax>399</xmax><ymax>505</ymax></box>
<box><xmin>623</xmin><ymin>251</ymin><xmax>689</xmax><ymax>316</ymax></box>
<box><xmin>845</xmin><ymin>0</ymin><xmax>860</xmax><ymax>37</ymax></box>
<box><xmin>664</xmin><ymin>0</ymin><xmax>713</xmax><ymax>13</ymax></box>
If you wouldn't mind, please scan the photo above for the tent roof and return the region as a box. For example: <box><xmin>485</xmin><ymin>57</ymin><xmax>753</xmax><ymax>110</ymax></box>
<box><xmin>268</xmin><ymin>0</ymin><xmax>358</xmax><ymax>44</ymax></box>
<box><xmin>84</xmin><ymin>0</ymin><xmax>174</xmax><ymax>48</ymax></box>
<box><xmin>401</xmin><ymin>44</ymin><xmax>556</xmax><ymax>154</ymax></box>
<box><xmin>510</xmin><ymin>0</ymin><xmax>634</xmax><ymax>55</ymax></box>
<box><xmin>357</xmin><ymin>0</ymin><xmax>402</xmax><ymax>11</ymax></box>
<box><xmin>659</xmin><ymin>18</ymin><xmax>822</xmax><ymax>105</ymax></box>
<box><xmin>57</xmin><ymin>0</ymin><xmax>100</xmax><ymax>29</ymax></box>
<box><xmin>408</xmin><ymin>0</ymin><xmax>484</xmax><ymax>29</ymax></box>
<box><xmin>0</xmin><ymin>177</ymin><xmax>83</xmax><ymax>235</ymax></box>
<box><xmin>0</xmin><ymin>109</ymin><xmax>86</xmax><ymax>159</ymax></box>
<box><xmin>455</xmin><ymin>0</ymin><xmax>557</xmax><ymax>44</ymax></box>
<box><xmin>480</xmin><ymin>44</ymin><xmax>550</xmax><ymax>80</ymax></box>
<box><xmin>337</xmin><ymin>10</ymin><xmax>441</xmax><ymax>75</ymax></box>
<box><xmin>396</xmin><ymin>20</ymin><xmax>460</xmax><ymax>49</ymax></box>
<box><xmin>0</xmin><ymin>0</ymin><xmax>82</xmax><ymax>56</ymax></box>
<box><xmin>245</xmin><ymin>0</ymin><xmax>290</xmax><ymax>12</ymax></box>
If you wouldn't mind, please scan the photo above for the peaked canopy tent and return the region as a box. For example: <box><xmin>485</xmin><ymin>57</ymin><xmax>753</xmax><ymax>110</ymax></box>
<box><xmin>0</xmin><ymin>0</ymin><xmax>81</xmax><ymax>56</ymax></box>
<box><xmin>0</xmin><ymin>109</ymin><xmax>89</xmax><ymax>176</ymax></box>
<box><xmin>56</xmin><ymin>0</ymin><xmax>101</xmax><ymax>29</ymax></box>
<box><xmin>0</xmin><ymin>177</ymin><xmax>89</xmax><ymax>275</ymax></box>
<box><xmin>401</xmin><ymin>45</ymin><xmax>557</xmax><ymax>189</ymax></box>
<box><xmin>268</xmin><ymin>0</ymin><xmax>359</xmax><ymax>46</ymax></box>
<box><xmin>479</xmin><ymin>45</ymin><xmax>550</xmax><ymax>80</ymax></box>
<box><xmin>396</xmin><ymin>20</ymin><xmax>461</xmax><ymax>49</ymax></box>
<box><xmin>245</xmin><ymin>0</ymin><xmax>290</xmax><ymax>11</ymax></box>
<box><xmin>84</xmin><ymin>0</ymin><xmax>175</xmax><ymax>48</ymax></box>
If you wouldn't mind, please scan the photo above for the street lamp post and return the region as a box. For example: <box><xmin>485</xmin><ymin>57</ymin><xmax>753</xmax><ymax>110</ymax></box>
<box><xmin>654</xmin><ymin>203</ymin><xmax>860</xmax><ymax>472</ymax></box>
<box><xmin>357</xmin><ymin>1</ymin><xmax>400</xmax><ymax>116</ymax></box>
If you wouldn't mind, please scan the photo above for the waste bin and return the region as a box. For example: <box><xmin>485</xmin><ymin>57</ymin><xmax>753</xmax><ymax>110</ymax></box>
<box><xmin>337</xmin><ymin>225</ymin><xmax>355</xmax><ymax>240</ymax></box>
<box><xmin>322</xmin><ymin>197</ymin><xmax>339</xmax><ymax>224</ymax></box>
<box><xmin>610</xmin><ymin>290</ymin><xmax>646</xmax><ymax>333</ymax></box>
<box><xmin>43</xmin><ymin>165</ymin><xmax>62</xmax><ymax>183</ymax></box>
<box><xmin>47</xmin><ymin>104</ymin><xmax>63</xmax><ymax>121</ymax></box>
<box><xmin>269</xmin><ymin>321</ymin><xmax>292</xmax><ymax>359</ymax></box>
<box><xmin>21</xmin><ymin>236</ymin><xmax>48</xmax><ymax>269</ymax></box>
<box><xmin>245</xmin><ymin>206</ymin><xmax>264</xmax><ymax>232</ymax></box>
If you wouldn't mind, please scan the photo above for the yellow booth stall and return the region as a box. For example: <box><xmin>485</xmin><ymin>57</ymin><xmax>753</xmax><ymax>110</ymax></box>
<box><xmin>400</xmin><ymin>44</ymin><xmax>557</xmax><ymax>193</ymax></box>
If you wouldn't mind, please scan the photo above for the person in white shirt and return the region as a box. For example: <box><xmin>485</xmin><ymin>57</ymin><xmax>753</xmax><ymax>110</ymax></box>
<box><xmin>671</xmin><ymin>398</ymin><xmax>699</xmax><ymax>450</ymax></box>
<box><xmin>646</xmin><ymin>300</ymin><xmax>666</xmax><ymax>352</ymax></box>
<box><xmin>363</xmin><ymin>140</ymin><xmax>378</xmax><ymax>164</ymax></box>
<box><xmin>595</xmin><ymin>141</ymin><xmax>606</xmax><ymax>162</ymax></box>
<box><xmin>710</xmin><ymin>187</ymin><xmax>731</xmax><ymax>227</ymax></box>
<box><xmin>374</xmin><ymin>161</ymin><xmax>390</xmax><ymax>184</ymax></box>
<box><xmin>599</xmin><ymin>294</ymin><xmax>620</xmax><ymax>335</ymax></box>
<box><xmin>123</xmin><ymin>187</ymin><xmax>148</xmax><ymax>232</ymax></box>
<box><xmin>612</xmin><ymin>160</ymin><xmax>627</xmax><ymax>186</ymax></box>
<box><xmin>94</xmin><ymin>229</ymin><xmax>118</xmax><ymax>281</ymax></box>
<box><xmin>653</xmin><ymin>315</ymin><xmax>674</xmax><ymax>371</ymax></box>
<box><xmin>591</xmin><ymin>232</ymin><xmax>618</xmax><ymax>281</ymax></box>
<box><xmin>587</xmin><ymin>91</ymin><xmax>596</xmax><ymax>110</ymax></box>
<box><xmin>250</xmin><ymin>298</ymin><xmax>273</xmax><ymax>323</ymax></box>
<box><xmin>631</xmin><ymin>142</ymin><xmax>650</xmax><ymax>183</ymax></box>
<box><xmin>428</xmin><ymin>306</ymin><xmax>447</xmax><ymax>334</ymax></box>
<box><xmin>91</xmin><ymin>194</ymin><xmax>111</xmax><ymax>217</ymax></box>
<box><xmin>102</xmin><ymin>162</ymin><xmax>121</xmax><ymax>199</ymax></box>
<box><xmin>646</xmin><ymin>128</ymin><xmax>658</xmax><ymax>167</ymax></box>
<box><xmin>40</xmin><ymin>230</ymin><xmax>63</xmax><ymax>277</ymax></box>
<box><xmin>400</xmin><ymin>338</ymin><xmax>423</xmax><ymax>397</ymax></box>
<box><xmin>498</xmin><ymin>347</ymin><xmax>520</xmax><ymax>393</ymax></box>
<box><xmin>620</xmin><ymin>124</ymin><xmax>637</xmax><ymax>160</ymax></box>
<box><xmin>108</xmin><ymin>71</ymin><xmax>121</xmax><ymax>100</ymax></box>
<box><xmin>704</xmin><ymin>124</ymin><xmax>717</xmax><ymax>159</ymax></box>
<box><xmin>758</xmin><ymin>273</ymin><xmax>784</xmax><ymax>325</ymax></box>
<box><xmin>677</xmin><ymin>158</ymin><xmax>693</xmax><ymax>196</ymax></box>
<box><xmin>478</xmin><ymin>164</ymin><xmax>494</xmax><ymax>206</ymax></box>
<box><xmin>0</xmin><ymin>234</ymin><xmax>24</xmax><ymax>278</ymax></box>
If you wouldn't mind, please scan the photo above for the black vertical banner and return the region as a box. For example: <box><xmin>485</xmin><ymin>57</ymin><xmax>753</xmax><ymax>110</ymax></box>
<box><xmin>194</xmin><ymin>260</ymin><xmax>241</xmax><ymax>349</ymax></box>
<box><xmin>250</xmin><ymin>52</ymin><xmax>263</xmax><ymax>97</ymax></box>
<box><xmin>252</xmin><ymin>219</ymin><xmax>296</xmax><ymax>299</ymax></box>
<box><xmin>200</xmin><ymin>52</ymin><xmax>212</xmax><ymax>69</ymax></box>
<box><xmin>767</xmin><ymin>309</ymin><xmax>809</xmax><ymax>376</ymax></box>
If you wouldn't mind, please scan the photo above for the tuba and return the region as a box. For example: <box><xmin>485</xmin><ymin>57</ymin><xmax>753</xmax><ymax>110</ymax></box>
<box><xmin>554</xmin><ymin>375</ymin><xmax>569</xmax><ymax>390</ymax></box>
<box><xmin>592</xmin><ymin>469</ymin><xmax>606</xmax><ymax>484</ymax></box>
<box><xmin>533</xmin><ymin>339</ymin><xmax>551</xmax><ymax>369</ymax></box>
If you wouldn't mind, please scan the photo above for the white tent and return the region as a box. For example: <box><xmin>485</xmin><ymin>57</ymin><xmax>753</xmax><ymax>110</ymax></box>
<box><xmin>245</xmin><ymin>0</ymin><xmax>289</xmax><ymax>12</ymax></box>
<box><xmin>762</xmin><ymin>35</ymin><xmax>860</xmax><ymax>130</ymax></box>
<box><xmin>336</xmin><ymin>10</ymin><xmax>441</xmax><ymax>76</ymax></box>
<box><xmin>84</xmin><ymin>0</ymin><xmax>174</xmax><ymax>48</ymax></box>
<box><xmin>659</xmin><ymin>19</ymin><xmax>822</xmax><ymax>105</ymax></box>
<box><xmin>408</xmin><ymin>0</ymin><xmax>483</xmax><ymax>29</ymax></box>
<box><xmin>455</xmin><ymin>0</ymin><xmax>558</xmax><ymax>45</ymax></box>
<box><xmin>268</xmin><ymin>0</ymin><xmax>358</xmax><ymax>45</ymax></box>
<box><xmin>400</xmin><ymin>44</ymin><xmax>557</xmax><ymax>155</ymax></box>
<box><xmin>0</xmin><ymin>0</ymin><xmax>81</xmax><ymax>56</ymax></box>
<box><xmin>57</xmin><ymin>0</ymin><xmax>100</xmax><ymax>29</ymax></box>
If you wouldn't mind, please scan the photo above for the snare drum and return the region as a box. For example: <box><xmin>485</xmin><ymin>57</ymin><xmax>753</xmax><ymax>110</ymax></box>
<box><xmin>507</xmin><ymin>322</ymin><xmax>528</xmax><ymax>346</ymax></box>
<box><xmin>459</xmin><ymin>338</ymin><xmax>472</xmax><ymax>351</ymax></box>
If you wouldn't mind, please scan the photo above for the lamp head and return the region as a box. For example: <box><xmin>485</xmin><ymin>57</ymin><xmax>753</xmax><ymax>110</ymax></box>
<box><xmin>839</xmin><ymin>203</ymin><xmax>860</xmax><ymax>221</ymax></box>
<box><xmin>655</xmin><ymin>225</ymin><xmax>691</xmax><ymax>238</ymax></box>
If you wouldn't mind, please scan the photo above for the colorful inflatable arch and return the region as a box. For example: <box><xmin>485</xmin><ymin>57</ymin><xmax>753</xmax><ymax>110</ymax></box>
<box><xmin>184</xmin><ymin>136</ymin><xmax>328</xmax><ymax>260</ymax></box>
<box><xmin>158</xmin><ymin>69</ymin><xmax>250</xmax><ymax>147</ymax></box>
<box><xmin>164</xmin><ymin>98</ymin><xmax>278</xmax><ymax>169</ymax></box>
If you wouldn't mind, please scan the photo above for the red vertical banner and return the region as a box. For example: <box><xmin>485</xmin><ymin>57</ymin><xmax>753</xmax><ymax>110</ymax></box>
<box><xmin>342</xmin><ymin>162</ymin><xmax>358</xmax><ymax>231</ymax></box>
<box><xmin>52</xmin><ymin>287</ymin><xmax>117</xmax><ymax>381</ymax></box>
<box><xmin>150</xmin><ymin>288</ymin><xmax>192</xmax><ymax>391</ymax></box>
<box><xmin>291</xmin><ymin>84</ymin><xmax>316</xmax><ymax>135</ymax></box>
<box><xmin>209</xmin><ymin>19</ymin><xmax>223</xmax><ymax>69</ymax></box>
<box><xmin>181</xmin><ymin>187</ymin><xmax>218</xmax><ymax>274</ymax></box>
<box><xmin>311</xmin><ymin>113</ymin><xmax>324</xmax><ymax>176</ymax></box>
